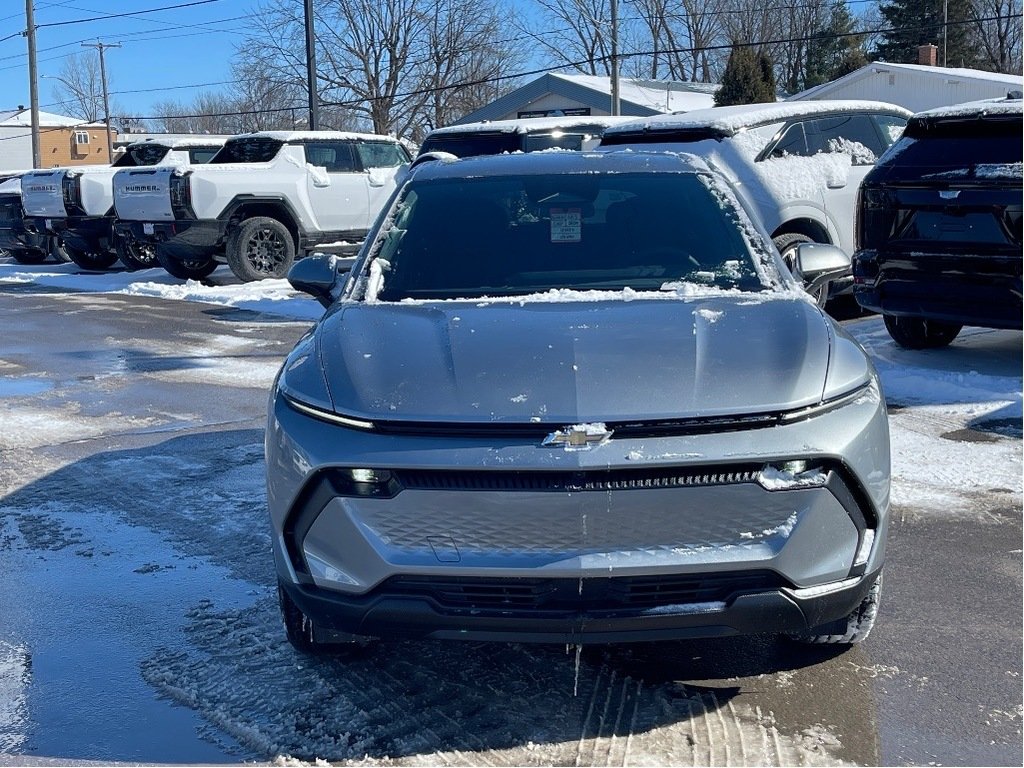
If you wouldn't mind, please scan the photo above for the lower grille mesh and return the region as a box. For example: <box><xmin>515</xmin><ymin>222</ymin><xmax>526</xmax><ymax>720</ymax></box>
<box><xmin>379</xmin><ymin>571</ymin><xmax>787</xmax><ymax>613</ymax></box>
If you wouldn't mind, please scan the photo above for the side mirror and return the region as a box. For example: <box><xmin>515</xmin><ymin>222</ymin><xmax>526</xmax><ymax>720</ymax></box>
<box><xmin>793</xmin><ymin>243</ymin><xmax>850</xmax><ymax>294</ymax></box>
<box><xmin>288</xmin><ymin>254</ymin><xmax>349</xmax><ymax>308</ymax></box>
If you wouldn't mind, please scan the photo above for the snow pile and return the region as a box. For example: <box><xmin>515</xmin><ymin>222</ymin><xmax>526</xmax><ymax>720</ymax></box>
<box><xmin>848</xmin><ymin>318</ymin><xmax>1022</xmax><ymax>519</ymax></box>
<box><xmin>0</xmin><ymin>642</ymin><xmax>29</xmax><ymax>753</ymax></box>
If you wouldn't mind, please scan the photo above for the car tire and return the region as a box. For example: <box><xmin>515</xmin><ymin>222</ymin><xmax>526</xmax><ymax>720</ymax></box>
<box><xmin>155</xmin><ymin>245</ymin><xmax>218</xmax><ymax>280</ymax></box>
<box><xmin>774</xmin><ymin>232</ymin><xmax>827</xmax><ymax>308</ymax></box>
<box><xmin>790</xmin><ymin>574</ymin><xmax>882</xmax><ymax>645</ymax></box>
<box><xmin>226</xmin><ymin>216</ymin><xmax>296</xmax><ymax>282</ymax></box>
<box><xmin>63</xmin><ymin>243</ymin><xmax>119</xmax><ymax>270</ymax></box>
<box><xmin>115</xmin><ymin>236</ymin><xmax>159</xmax><ymax>271</ymax></box>
<box><xmin>883</xmin><ymin>314</ymin><xmax>962</xmax><ymax>349</ymax></box>
<box><xmin>8</xmin><ymin>248</ymin><xmax>48</xmax><ymax>264</ymax></box>
<box><xmin>48</xmin><ymin>236</ymin><xmax>71</xmax><ymax>263</ymax></box>
<box><xmin>277</xmin><ymin>581</ymin><xmax>372</xmax><ymax>655</ymax></box>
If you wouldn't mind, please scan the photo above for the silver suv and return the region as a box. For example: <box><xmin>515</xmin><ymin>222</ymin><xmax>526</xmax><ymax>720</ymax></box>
<box><xmin>268</xmin><ymin>150</ymin><xmax>890</xmax><ymax>651</ymax></box>
<box><xmin>600</xmin><ymin>100</ymin><xmax>911</xmax><ymax>305</ymax></box>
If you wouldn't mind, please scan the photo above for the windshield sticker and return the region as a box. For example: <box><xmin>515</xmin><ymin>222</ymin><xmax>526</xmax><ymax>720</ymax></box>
<box><xmin>550</xmin><ymin>208</ymin><xmax>582</xmax><ymax>243</ymax></box>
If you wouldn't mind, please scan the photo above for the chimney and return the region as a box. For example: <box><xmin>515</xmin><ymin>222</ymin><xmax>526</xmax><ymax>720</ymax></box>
<box><xmin>918</xmin><ymin>44</ymin><xmax>938</xmax><ymax>66</ymax></box>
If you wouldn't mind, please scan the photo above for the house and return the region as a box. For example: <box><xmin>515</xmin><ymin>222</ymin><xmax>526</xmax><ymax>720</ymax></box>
<box><xmin>0</xmin><ymin>109</ymin><xmax>117</xmax><ymax>172</ymax></box>
<box><xmin>454</xmin><ymin>72</ymin><xmax>718</xmax><ymax>125</ymax></box>
<box><xmin>789</xmin><ymin>54</ymin><xmax>1023</xmax><ymax>113</ymax></box>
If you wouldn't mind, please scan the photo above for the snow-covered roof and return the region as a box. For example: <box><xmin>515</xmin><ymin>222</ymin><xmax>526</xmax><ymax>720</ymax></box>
<box><xmin>233</xmin><ymin>130</ymin><xmax>399</xmax><ymax>143</ymax></box>
<box><xmin>604</xmin><ymin>100</ymin><xmax>911</xmax><ymax>136</ymax></box>
<box><xmin>427</xmin><ymin>115</ymin><xmax>634</xmax><ymax>136</ymax></box>
<box><xmin>549</xmin><ymin>73</ymin><xmax>719</xmax><ymax>114</ymax></box>
<box><xmin>790</xmin><ymin>62</ymin><xmax>1023</xmax><ymax>102</ymax></box>
<box><xmin>115</xmin><ymin>133</ymin><xmax>233</xmax><ymax>146</ymax></box>
<box><xmin>0</xmin><ymin>109</ymin><xmax>104</xmax><ymax>128</ymax></box>
<box><xmin>123</xmin><ymin>136</ymin><xmax>228</xmax><ymax>149</ymax></box>
<box><xmin>913</xmin><ymin>97</ymin><xmax>1022</xmax><ymax>119</ymax></box>
<box><xmin>410</xmin><ymin>149</ymin><xmax>710</xmax><ymax>183</ymax></box>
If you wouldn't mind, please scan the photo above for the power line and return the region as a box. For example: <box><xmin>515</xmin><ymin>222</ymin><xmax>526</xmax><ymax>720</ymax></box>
<box><xmin>103</xmin><ymin>13</ymin><xmax>1022</xmax><ymax>124</ymax></box>
<box><xmin>36</xmin><ymin>0</ymin><xmax>229</xmax><ymax>29</ymax></box>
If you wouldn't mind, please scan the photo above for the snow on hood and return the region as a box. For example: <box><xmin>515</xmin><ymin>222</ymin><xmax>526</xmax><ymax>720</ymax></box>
<box><xmin>603</xmin><ymin>100</ymin><xmax>911</xmax><ymax>136</ymax></box>
<box><xmin>314</xmin><ymin>294</ymin><xmax>834</xmax><ymax>424</ymax></box>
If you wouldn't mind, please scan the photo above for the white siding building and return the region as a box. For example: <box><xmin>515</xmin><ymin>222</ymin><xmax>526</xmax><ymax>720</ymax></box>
<box><xmin>790</xmin><ymin>62</ymin><xmax>1023</xmax><ymax>113</ymax></box>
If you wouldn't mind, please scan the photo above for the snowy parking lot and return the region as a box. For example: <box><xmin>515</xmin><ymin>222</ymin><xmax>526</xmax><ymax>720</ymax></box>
<box><xmin>0</xmin><ymin>260</ymin><xmax>1021</xmax><ymax>765</ymax></box>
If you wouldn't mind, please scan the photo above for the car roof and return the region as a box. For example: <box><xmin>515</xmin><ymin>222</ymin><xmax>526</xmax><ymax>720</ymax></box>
<box><xmin>603</xmin><ymin>99</ymin><xmax>912</xmax><ymax>138</ymax></box>
<box><xmin>409</xmin><ymin>149</ymin><xmax>712</xmax><ymax>182</ymax></box>
<box><xmin>426</xmin><ymin>115</ymin><xmax>635</xmax><ymax>137</ymax></box>
<box><xmin>912</xmin><ymin>96</ymin><xmax>1023</xmax><ymax>121</ymax></box>
<box><xmin>228</xmin><ymin>130</ymin><xmax>400</xmax><ymax>143</ymax></box>
<box><xmin>124</xmin><ymin>137</ymin><xmax>227</xmax><ymax>149</ymax></box>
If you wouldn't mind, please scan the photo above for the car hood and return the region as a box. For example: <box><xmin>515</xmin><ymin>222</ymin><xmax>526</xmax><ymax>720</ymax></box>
<box><xmin>316</xmin><ymin>295</ymin><xmax>832</xmax><ymax>424</ymax></box>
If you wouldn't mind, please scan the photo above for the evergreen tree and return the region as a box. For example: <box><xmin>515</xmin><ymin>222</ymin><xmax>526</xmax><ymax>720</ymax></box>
<box><xmin>715</xmin><ymin>47</ymin><xmax>776</xmax><ymax>106</ymax></box>
<box><xmin>805</xmin><ymin>1</ymin><xmax>865</xmax><ymax>89</ymax></box>
<box><xmin>873</xmin><ymin>0</ymin><xmax>978</xmax><ymax>67</ymax></box>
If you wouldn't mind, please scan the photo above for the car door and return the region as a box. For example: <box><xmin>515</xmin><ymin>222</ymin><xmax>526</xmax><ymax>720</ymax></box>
<box><xmin>303</xmin><ymin>140</ymin><xmax>370</xmax><ymax>234</ymax></box>
<box><xmin>805</xmin><ymin>113</ymin><xmax>893</xmax><ymax>253</ymax></box>
<box><xmin>354</xmin><ymin>141</ymin><xmax>409</xmax><ymax>228</ymax></box>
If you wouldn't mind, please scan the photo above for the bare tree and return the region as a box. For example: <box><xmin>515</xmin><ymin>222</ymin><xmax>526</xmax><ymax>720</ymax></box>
<box><xmin>49</xmin><ymin>52</ymin><xmax>109</xmax><ymax>122</ymax></box>
<box><xmin>969</xmin><ymin>0</ymin><xmax>1023</xmax><ymax>72</ymax></box>
<box><xmin>522</xmin><ymin>0</ymin><xmax>617</xmax><ymax>76</ymax></box>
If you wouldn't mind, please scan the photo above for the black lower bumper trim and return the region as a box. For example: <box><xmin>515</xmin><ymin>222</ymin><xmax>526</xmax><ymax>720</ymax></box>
<box><xmin>281</xmin><ymin>571</ymin><xmax>879</xmax><ymax>644</ymax></box>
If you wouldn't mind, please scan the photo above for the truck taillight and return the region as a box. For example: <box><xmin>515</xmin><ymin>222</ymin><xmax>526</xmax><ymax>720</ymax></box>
<box><xmin>61</xmin><ymin>173</ymin><xmax>83</xmax><ymax>214</ymax></box>
<box><xmin>169</xmin><ymin>172</ymin><xmax>193</xmax><ymax>219</ymax></box>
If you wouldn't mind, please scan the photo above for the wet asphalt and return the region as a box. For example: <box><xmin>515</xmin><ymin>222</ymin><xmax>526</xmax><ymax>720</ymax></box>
<box><xmin>0</xmin><ymin>280</ymin><xmax>1020</xmax><ymax>765</ymax></box>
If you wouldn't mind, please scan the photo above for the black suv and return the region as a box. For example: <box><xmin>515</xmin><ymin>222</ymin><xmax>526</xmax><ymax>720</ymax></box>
<box><xmin>853</xmin><ymin>96</ymin><xmax>1022</xmax><ymax>348</ymax></box>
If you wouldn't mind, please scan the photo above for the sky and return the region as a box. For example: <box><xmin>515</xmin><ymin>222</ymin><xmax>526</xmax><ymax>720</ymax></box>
<box><xmin>0</xmin><ymin>0</ymin><xmax>256</xmax><ymax>119</ymax></box>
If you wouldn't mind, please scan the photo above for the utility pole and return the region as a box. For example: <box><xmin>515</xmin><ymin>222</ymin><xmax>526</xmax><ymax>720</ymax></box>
<box><xmin>942</xmin><ymin>0</ymin><xmax>948</xmax><ymax>66</ymax></box>
<box><xmin>82</xmin><ymin>40</ymin><xmax>120</xmax><ymax>162</ymax></box>
<box><xmin>25</xmin><ymin>0</ymin><xmax>40</xmax><ymax>168</ymax></box>
<box><xmin>609</xmin><ymin>0</ymin><xmax>620</xmax><ymax>116</ymax></box>
<box><xmin>303</xmin><ymin>0</ymin><xmax>319</xmax><ymax>130</ymax></box>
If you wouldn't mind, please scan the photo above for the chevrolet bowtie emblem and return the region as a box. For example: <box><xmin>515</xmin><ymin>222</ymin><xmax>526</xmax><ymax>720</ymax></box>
<box><xmin>542</xmin><ymin>424</ymin><xmax>613</xmax><ymax>451</ymax></box>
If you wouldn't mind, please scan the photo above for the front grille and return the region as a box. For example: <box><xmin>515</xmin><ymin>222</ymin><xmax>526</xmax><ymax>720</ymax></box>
<box><xmin>393</xmin><ymin>465</ymin><xmax>761</xmax><ymax>493</ymax></box>
<box><xmin>379</xmin><ymin>571</ymin><xmax>787</xmax><ymax>613</ymax></box>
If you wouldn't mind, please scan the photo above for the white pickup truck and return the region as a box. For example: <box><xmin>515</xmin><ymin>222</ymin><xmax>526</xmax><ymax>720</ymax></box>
<box><xmin>21</xmin><ymin>138</ymin><xmax>226</xmax><ymax>270</ymax></box>
<box><xmin>113</xmin><ymin>131</ymin><xmax>410</xmax><ymax>281</ymax></box>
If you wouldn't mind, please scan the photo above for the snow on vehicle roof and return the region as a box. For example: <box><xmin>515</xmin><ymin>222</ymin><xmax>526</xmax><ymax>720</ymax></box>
<box><xmin>233</xmin><ymin>130</ymin><xmax>401</xmax><ymax>143</ymax></box>
<box><xmin>124</xmin><ymin>137</ymin><xmax>227</xmax><ymax>149</ymax></box>
<box><xmin>913</xmin><ymin>97</ymin><xmax>1022</xmax><ymax>120</ymax></box>
<box><xmin>603</xmin><ymin>100</ymin><xmax>911</xmax><ymax>137</ymax></box>
<box><xmin>409</xmin><ymin>149</ymin><xmax>712</xmax><ymax>182</ymax></box>
<box><xmin>427</xmin><ymin>115</ymin><xmax>635</xmax><ymax>136</ymax></box>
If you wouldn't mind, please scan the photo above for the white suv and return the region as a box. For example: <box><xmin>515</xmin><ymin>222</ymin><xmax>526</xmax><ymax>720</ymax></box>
<box><xmin>114</xmin><ymin>131</ymin><xmax>410</xmax><ymax>281</ymax></box>
<box><xmin>599</xmin><ymin>100</ymin><xmax>911</xmax><ymax>304</ymax></box>
<box><xmin>21</xmin><ymin>138</ymin><xmax>225</xmax><ymax>271</ymax></box>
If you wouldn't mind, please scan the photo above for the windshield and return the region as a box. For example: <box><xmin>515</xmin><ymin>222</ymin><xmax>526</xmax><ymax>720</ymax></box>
<box><xmin>419</xmin><ymin>132</ymin><xmax>521</xmax><ymax>158</ymax></box>
<box><xmin>361</xmin><ymin>171</ymin><xmax>765</xmax><ymax>302</ymax></box>
<box><xmin>882</xmin><ymin>115</ymin><xmax>1022</xmax><ymax>177</ymax></box>
<box><xmin>210</xmin><ymin>137</ymin><xmax>284</xmax><ymax>164</ymax></box>
<box><xmin>113</xmin><ymin>144</ymin><xmax>171</xmax><ymax>167</ymax></box>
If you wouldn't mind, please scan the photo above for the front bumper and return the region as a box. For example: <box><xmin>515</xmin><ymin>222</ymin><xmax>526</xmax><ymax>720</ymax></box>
<box><xmin>853</xmin><ymin>248</ymin><xmax>1023</xmax><ymax>330</ymax></box>
<box><xmin>282</xmin><ymin>569</ymin><xmax>881</xmax><ymax>643</ymax></box>
<box><xmin>268</xmin><ymin>381</ymin><xmax>890</xmax><ymax>643</ymax></box>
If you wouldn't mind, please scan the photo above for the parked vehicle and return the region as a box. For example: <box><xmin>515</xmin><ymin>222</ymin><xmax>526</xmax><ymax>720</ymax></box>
<box><xmin>0</xmin><ymin>174</ymin><xmax>68</xmax><ymax>264</ymax></box>
<box><xmin>20</xmin><ymin>138</ymin><xmax>226</xmax><ymax>272</ymax></box>
<box><xmin>114</xmin><ymin>131</ymin><xmax>411</xmax><ymax>282</ymax></box>
<box><xmin>599</xmin><ymin>100</ymin><xmax>911</xmax><ymax>305</ymax></box>
<box><xmin>270</xmin><ymin>150</ymin><xmax>890</xmax><ymax>652</ymax></box>
<box><xmin>418</xmin><ymin>115</ymin><xmax>633</xmax><ymax>158</ymax></box>
<box><xmin>853</xmin><ymin>96</ymin><xmax>1023</xmax><ymax>348</ymax></box>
